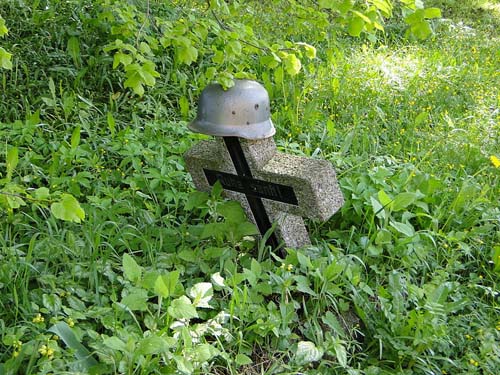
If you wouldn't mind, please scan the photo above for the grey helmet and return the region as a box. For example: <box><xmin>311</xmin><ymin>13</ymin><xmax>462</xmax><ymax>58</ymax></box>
<box><xmin>188</xmin><ymin>80</ymin><xmax>275</xmax><ymax>139</ymax></box>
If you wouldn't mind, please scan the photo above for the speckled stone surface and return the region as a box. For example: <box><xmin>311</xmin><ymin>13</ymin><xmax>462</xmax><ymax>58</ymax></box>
<box><xmin>184</xmin><ymin>137</ymin><xmax>344</xmax><ymax>248</ymax></box>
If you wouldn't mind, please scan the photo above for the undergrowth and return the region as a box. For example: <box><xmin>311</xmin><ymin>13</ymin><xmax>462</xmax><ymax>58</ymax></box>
<box><xmin>0</xmin><ymin>0</ymin><xmax>499</xmax><ymax>374</ymax></box>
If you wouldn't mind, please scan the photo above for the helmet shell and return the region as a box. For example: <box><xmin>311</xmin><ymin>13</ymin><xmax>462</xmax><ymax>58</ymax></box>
<box><xmin>188</xmin><ymin>80</ymin><xmax>275</xmax><ymax>139</ymax></box>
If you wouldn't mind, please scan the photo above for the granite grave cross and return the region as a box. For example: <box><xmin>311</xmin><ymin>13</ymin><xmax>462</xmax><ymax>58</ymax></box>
<box><xmin>184</xmin><ymin>80</ymin><xmax>344</xmax><ymax>248</ymax></box>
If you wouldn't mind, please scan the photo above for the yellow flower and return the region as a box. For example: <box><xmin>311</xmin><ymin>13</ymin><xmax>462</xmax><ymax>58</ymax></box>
<box><xmin>32</xmin><ymin>313</ymin><xmax>44</xmax><ymax>324</ymax></box>
<box><xmin>490</xmin><ymin>155</ymin><xmax>500</xmax><ymax>168</ymax></box>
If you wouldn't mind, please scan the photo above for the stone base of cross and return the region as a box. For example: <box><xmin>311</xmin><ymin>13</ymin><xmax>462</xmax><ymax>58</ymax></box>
<box><xmin>184</xmin><ymin>136</ymin><xmax>344</xmax><ymax>249</ymax></box>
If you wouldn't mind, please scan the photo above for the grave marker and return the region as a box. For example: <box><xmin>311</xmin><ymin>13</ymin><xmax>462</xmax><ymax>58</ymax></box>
<box><xmin>184</xmin><ymin>80</ymin><xmax>344</xmax><ymax>248</ymax></box>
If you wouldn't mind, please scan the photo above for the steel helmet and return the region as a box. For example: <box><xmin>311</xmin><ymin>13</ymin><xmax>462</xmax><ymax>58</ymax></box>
<box><xmin>188</xmin><ymin>80</ymin><xmax>275</xmax><ymax>139</ymax></box>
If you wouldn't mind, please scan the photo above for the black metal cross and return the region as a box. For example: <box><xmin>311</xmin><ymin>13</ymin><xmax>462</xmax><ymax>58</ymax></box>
<box><xmin>202</xmin><ymin>137</ymin><xmax>299</xmax><ymax>249</ymax></box>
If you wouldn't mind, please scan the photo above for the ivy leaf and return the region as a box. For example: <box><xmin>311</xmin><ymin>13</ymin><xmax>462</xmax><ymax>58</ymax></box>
<box><xmin>50</xmin><ymin>194</ymin><xmax>85</xmax><ymax>223</ymax></box>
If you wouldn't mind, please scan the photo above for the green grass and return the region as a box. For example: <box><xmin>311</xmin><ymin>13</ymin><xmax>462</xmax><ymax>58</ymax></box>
<box><xmin>1</xmin><ymin>1</ymin><xmax>499</xmax><ymax>374</ymax></box>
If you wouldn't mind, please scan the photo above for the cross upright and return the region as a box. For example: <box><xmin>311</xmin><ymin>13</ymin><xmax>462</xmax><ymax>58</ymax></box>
<box><xmin>184</xmin><ymin>80</ymin><xmax>344</xmax><ymax>249</ymax></box>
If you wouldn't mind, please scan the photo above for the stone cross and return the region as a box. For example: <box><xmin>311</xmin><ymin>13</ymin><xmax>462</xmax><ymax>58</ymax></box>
<box><xmin>184</xmin><ymin>80</ymin><xmax>343</xmax><ymax>249</ymax></box>
<box><xmin>184</xmin><ymin>136</ymin><xmax>343</xmax><ymax>248</ymax></box>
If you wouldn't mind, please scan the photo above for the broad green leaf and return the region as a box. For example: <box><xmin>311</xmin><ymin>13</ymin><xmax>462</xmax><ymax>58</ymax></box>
<box><xmin>0</xmin><ymin>47</ymin><xmax>11</xmax><ymax>69</ymax></box>
<box><xmin>211</xmin><ymin>272</ymin><xmax>225</xmax><ymax>287</ymax></box>
<box><xmin>33</xmin><ymin>187</ymin><xmax>50</xmax><ymax>200</ymax></box>
<box><xmin>370</xmin><ymin>196</ymin><xmax>386</xmax><ymax>219</ymax></box>
<box><xmin>405</xmin><ymin>9</ymin><xmax>424</xmax><ymax>25</ymax></box>
<box><xmin>375</xmin><ymin>229</ymin><xmax>392</xmax><ymax>245</ymax></box>
<box><xmin>235</xmin><ymin>221</ymin><xmax>259</xmax><ymax>238</ymax></box>
<box><xmin>48</xmin><ymin>322</ymin><xmax>98</xmax><ymax>369</ymax></box>
<box><xmin>296</xmin><ymin>42</ymin><xmax>316</xmax><ymax>59</ymax></box>
<box><xmin>235</xmin><ymin>353</ymin><xmax>253</xmax><ymax>366</ymax></box>
<box><xmin>424</xmin><ymin>7</ymin><xmax>441</xmax><ymax>19</ymax></box>
<box><xmin>392</xmin><ymin>192</ymin><xmax>418</xmax><ymax>211</ymax></box>
<box><xmin>138</xmin><ymin>60</ymin><xmax>160</xmax><ymax>87</ymax></box>
<box><xmin>120</xmin><ymin>289</ymin><xmax>149</xmax><ymax>311</ymax></box>
<box><xmin>176</xmin><ymin>37</ymin><xmax>198</xmax><ymax>65</ymax></box>
<box><xmin>50</xmin><ymin>194</ymin><xmax>85</xmax><ymax>223</ymax></box>
<box><xmin>193</xmin><ymin>343</ymin><xmax>216</xmax><ymax>362</ymax></box>
<box><xmin>390</xmin><ymin>221</ymin><xmax>415</xmax><ymax>237</ymax></box>
<box><xmin>174</xmin><ymin>355</ymin><xmax>194</xmax><ymax>374</ymax></box>
<box><xmin>348</xmin><ymin>16</ymin><xmax>364</xmax><ymax>37</ymax></box>
<box><xmin>370</xmin><ymin>0</ymin><xmax>392</xmax><ymax>16</ymax></box>
<box><xmin>43</xmin><ymin>293</ymin><xmax>62</xmax><ymax>313</ymax></box>
<box><xmin>201</xmin><ymin>222</ymin><xmax>227</xmax><ymax>239</ymax></box>
<box><xmin>154</xmin><ymin>271</ymin><xmax>180</xmax><ymax>298</ymax></box>
<box><xmin>293</xmin><ymin>275</ymin><xmax>317</xmax><ymax>296</ymax></box>
<box><xmin>377</xmin><ymin>190</ymin><xmax>392</xmax><ymax>208</ymax></box>
<box><xmin>189</xmin><ymin>282</ymin><xmax>213</xmax><ymax>308</ymax></box>
<box><xmin>333</xmin><ymin>339</ymin><xmax>347</xmax><ymax>368</ymax></box>
<box><xmin>123</xmin><ymin>253</ymin><xmax>142</xmax><ymax>283</ymax></box>
<box><xmin>113</xmin><ymin>52</ymin><xmax>133</xmax><ymax>68</ymax></box>
<box><xmin>318</xmin><ymin>0</ymin><xmax>335</xmax><ymax>9</ymax></box>
<box><xmin>338</xmin><ymin>0</ymin><xmax>354</xmax><ymax>14</ymax></box>
<box><xmin>103</xmin><ymin>336</ymin><xmax>126</xmax><ymax>351</ymax></box>
<box><xmin>139</xmin><ymin>41</ymin><xmax>152</xmax><ymax>55</ymax></box>
<box><xmin>185</xmin><ymin>191</ymin><xmax>209</xmax><ymax>211</ymax></box>
<box><xmin>168</xmin><ymin>296</ymin><xmax>198</xmax><ymax>320</ymax></box>
<box><xmin>136</xmin><ymin>336</ymin><xmax>173</xmax><ymax>355</ymax></box>
<box><xmin>6</xmin><ymin>147</ymin><xmax>18</xmax><ymax>180</ymax></box>
<box><xmin>1</xmin><ymin>183</ymin><xmax>26</xmax><ymax>209</ymax></box>
<box><xmin>226</xmin><ymin>40</ymin><xmax>241</xmax><ymax>55</ymax></box>
<box><xmin>411</xmin><ymin>20</ymin><xmax>432</xmax><ymax>39</ymax></box>
<box><xmin>124</xmin><ymin>66</ymin><xmax>145</xmax><ymax>96</ymax></box>
<box><xmin>294</xmin><ymin>341</ymin><xmax>323</xmax><ymax>365</ymax></box>
<box><xmin>0</xmin><ymin>15</ymin><xmax>7</xmax><ymax>36</ymax></box>
<box><xmin>322</xmin><ymin>311</ymin><xmax>346</xmax><ymax>336</ymax></box>
<box><xmin>283</xmin><ymin>53</ymin><xmax>301</xmax><ymax>76</ymax></box>
<box><xmin>352</xmin><ymin>10</ymin><xmax>372</xmax><ymax>24</ymax></box>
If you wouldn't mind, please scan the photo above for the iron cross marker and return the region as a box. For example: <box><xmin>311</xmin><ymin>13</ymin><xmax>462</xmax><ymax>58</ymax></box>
<box><xmin>184</xmin><ymin>80</ymin><xmax>344</xmax><ymax>249</ymax></box>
